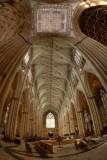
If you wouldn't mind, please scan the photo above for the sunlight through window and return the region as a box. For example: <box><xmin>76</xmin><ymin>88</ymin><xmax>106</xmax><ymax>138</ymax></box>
<box><xmin>46</xmin><ymin>112</ymin><xmax>55</xmax><ymax>128</ymax></box>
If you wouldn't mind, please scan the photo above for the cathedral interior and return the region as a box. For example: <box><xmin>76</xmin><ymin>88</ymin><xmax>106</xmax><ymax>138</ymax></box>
<box><xmin>0</xmin><ymin>0</ymin><xmax>107</xmax><ymax>160</ymax></box>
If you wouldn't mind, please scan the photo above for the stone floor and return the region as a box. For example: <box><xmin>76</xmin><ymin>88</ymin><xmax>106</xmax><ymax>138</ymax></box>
<box><xmin>0</xmin><ymin>136</ymin><xmax>107</xmax><ymax>160</ymax></box>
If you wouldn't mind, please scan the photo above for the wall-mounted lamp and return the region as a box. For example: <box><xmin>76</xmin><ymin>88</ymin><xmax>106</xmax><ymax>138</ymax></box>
<box><xmin>28</xmin><ymin>85</ymin><xmax>30</xmax><ymax>88</ymax></box>
<box><xmin>21</xmin><ymin>61</ymin><xmax>25</xmax><ymax>73</ymax></box>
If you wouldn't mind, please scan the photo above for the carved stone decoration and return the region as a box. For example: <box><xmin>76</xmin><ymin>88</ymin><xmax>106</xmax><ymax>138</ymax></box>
<box><xmin>79</xmin><ymin>5</ymin><xmax>107</xmax><ymax>46</ymax></box>
<box><xmin>31</xmin><ymin>1</ymin><xmax>73</xmax><ymax>35</ymax></box>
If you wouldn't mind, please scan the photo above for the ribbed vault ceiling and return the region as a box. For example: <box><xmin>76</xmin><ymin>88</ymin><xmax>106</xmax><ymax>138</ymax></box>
<box><xmin>31</xmin><ymin>38</ymin><xmax>74</xmax><ymax>111</ymax></box>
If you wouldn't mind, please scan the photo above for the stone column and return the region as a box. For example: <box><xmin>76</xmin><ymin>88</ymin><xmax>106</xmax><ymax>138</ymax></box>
<box><xmin>63</xmin><ymin>124</ymin><xmax>66</xmax><ymax>135</ymax></box>
<box><xmin>70</xmin><ymin>118</ymin><xmax>76</xmax><ymax>134</ymax></box>
<box><xmin>20</xmin><ymin>88</ymin><xmax>31</xmax><ymax>138</ymax></box>
<box><xmin>20</xmin><ymin>112</ymin><xmax>28</xmax><ymax>139</ymax></box>
<box><xmin>86</xmin><ymin>96</ymin><xmax>102</xmax><ymax>136</ymax></box>
<box><xmin>77</xmin><ymin>38</ymin><xmax>107</xmax><ymax>92</ymax></box>
<box><xmin>61</xmin><ymin>126</ymin><xmax>63</xmax><ymax>136</ymax></box>
<box><xmin>84</xmin><ymin>74</ymin><xmax>103</xmax><ymax>136</ymax></box>
<box><xmin>5</xmin><ymin>71</ymin><xmax>24</xmax><ymax>139</ymax></box>
<box><xmin>37</xmin><ymin>124</ymin><xmax>39</xmax><ymax>136</ymax></box>
<box><xmin>76</xmin><ymin>111</ymin><xmax>85</xmax><ymax>136</ymax></box>
<box><xmin>28</xmin><ymin>118</ymin><xmax>33</xmax><ymax>136</ymax></box>
<box><xmin>0</xmin><ymin>36</ymin><xmax>31</xmax><ymax>122</ymax></box>
<box><xmin>34</xmin><ymin>122</ymin><xmax>37</xmax><ymax>136</ymax></box>
<box><xmin>66</xmin><ymin>122</ymin><xmax>70</xmax><ymax>134</ymax></box>
<box><xmin>33</xmin><ymin>110</ymin><xmax>37</xmax><ymax>135</ymax></box>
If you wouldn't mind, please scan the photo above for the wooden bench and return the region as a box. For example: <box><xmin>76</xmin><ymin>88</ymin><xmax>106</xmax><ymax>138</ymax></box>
<box><xmin>79</xmin><ymin>140</ymin><xmax>89</xmax><ymax>151</ymax></box>
<box><xmin>89</xmin><ymin>139</ymin><xmax>97</xmax><ymax>144</ymax></box>
<box><xmin>25</xmin><ymin>143</ymin><xmax>32</xmax><ymax>153</ymax></box>
<box><xmin>34</xmin><ymin>144</ymin><xmax>49</xmax><ymax>158</ymax></box>
<box><xmin>40</xmin><ymin>141</ymin><xmax>53</xmax><ymax>154</ymax></box>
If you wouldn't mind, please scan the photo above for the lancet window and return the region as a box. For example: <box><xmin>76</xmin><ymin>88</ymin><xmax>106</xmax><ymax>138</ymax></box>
<box><xmin>71</xmin><ymin>68</ymin><xmax>78</xmax><ymax>87</ymax></box>
<box><xmin>83</xmin><ymin>110</ymin><xmax>88</xmax><ymax>123</ymax></box>
<box><xmin>74</xmin><ymin>50</ymin><xmax>86</xmax><ymax>72</ymax></box>
<box><xmin>28</xmin><ymin>69</ymin><xmax>32</xmax><ymax>82</ymax></box>
<box><xmin>4</xmin><ymin>107</ymin><xmax>9</xmax><ymax>123</ymax></box>
<box><xmin>24</xmin><ymin>52</ymin><xmax>29</xmax><ymax>65</ymax></box>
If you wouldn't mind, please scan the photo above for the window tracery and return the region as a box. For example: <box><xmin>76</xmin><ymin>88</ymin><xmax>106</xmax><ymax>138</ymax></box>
<box><xmin>4</xmin><ymin>107</ymin><xmax>9</xmax><ymax>123</ymax></box>
<box><xmin>24</xmin><ymin>52</ymin><xmax>29</xmax><ymax>65</ymax></box>
<box><xmin>74</xmin><ymin>50</ymin><xmax>86</xmax><ymax>72</ymax></box>
<box><xmin>28</xmin><ymin>69</ymin><xmax>32</xmax><ymax>82</ymax></box>
<box><xmin>71</xmin><ymin>68</ymin><xmax>78</xmax><ymax>87</ymax></box>
<box><xmin>46</xmin><ymin>112</ymin><xmax>55</xmax><ymax>128</ymax></box>
<box><xmin>79</xmin><ymin>6</ymin><xmax>107</xmax><ymax>46</ymax></box>
<box><xmin>100</xmin><ymin>89</ymin><xmax>107</xmax><ymax>114</ymax></box>
<box><xmin>83</xmin><ymin>110</ymin><xmax>88</xmax><ymax>123</ymax></box>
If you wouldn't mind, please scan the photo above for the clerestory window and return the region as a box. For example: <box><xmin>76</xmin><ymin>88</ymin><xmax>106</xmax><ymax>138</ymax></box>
<box><xmin>74</xmin><ymin>50</ymin><xmax>86</xmax><ymax>72</ymax></box>
<box><xmin>100</xmin><ymin>89</ymin><xmax>107</xmax><ymax>114</ymax></box>
<box><xmin>71</xmin><ymin>68</ymin><xmax>78</xmax><ymax>87</ymax></box>
<box><xmin>24</xmin><ymin>52</ymin><xmax>29</xmax><ymax>65</ymax></box>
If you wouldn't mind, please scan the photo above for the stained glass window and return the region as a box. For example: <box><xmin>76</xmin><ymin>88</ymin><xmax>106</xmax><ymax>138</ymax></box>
<box><xmin>100</xmin><ymin>89</ymin><xmax>107</xmax><ymax>114</ymax></box>
<box><xmin>24</xmin><ymin>52</ymin><xmax>29</xmax><ymax>65</ymax></box>
<box><xmin>28</xmin><ymin>69</ymin><xmax>32</xmax><ymax>82</ymax></box>
<box><xmin>4</xmin><ymin>107</ymin><xmax>9</xmax><ymax>123</ymax></box>
<box><xmin>46</xmin><ymin>112</ymin><xmax>55</xmax><ymax>128</ymax></box>
<box><xmin>84</xmin><ymin>110</ymin><xmax>88</xmax><ymax>123</ymax></box>
<box><xmin>71</xmin><ymin>68</ymin><xmax>78</xmax><ymax>87</ymax></box>
<box><xmin>74</xmin><ymin>51</ymin><xmax>81</xmax><ymax>65</ymax></box>
<box><xmin>74</xmin><ymin>50</ymin><xmax>86</xmax><ymax>72</ymax></box>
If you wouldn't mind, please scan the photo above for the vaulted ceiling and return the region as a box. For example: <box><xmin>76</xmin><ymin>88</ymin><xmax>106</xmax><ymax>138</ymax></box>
<box><xmin>31</xmin><ymin>38</ymin><xmax>74</xmax><ymax>112</ymax></box>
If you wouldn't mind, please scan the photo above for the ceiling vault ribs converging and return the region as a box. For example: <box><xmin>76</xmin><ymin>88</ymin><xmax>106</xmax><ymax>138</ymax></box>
<box><xmin>31</xmin><ymin>38</ymin><xmax>74</xmax><ymax>111</ymax></box>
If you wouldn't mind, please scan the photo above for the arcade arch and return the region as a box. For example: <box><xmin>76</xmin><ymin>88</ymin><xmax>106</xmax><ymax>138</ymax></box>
<box><xmin>42</xmin><ymin>110</ymin><xmax>59</xmax><ymax>137</ymax></box>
